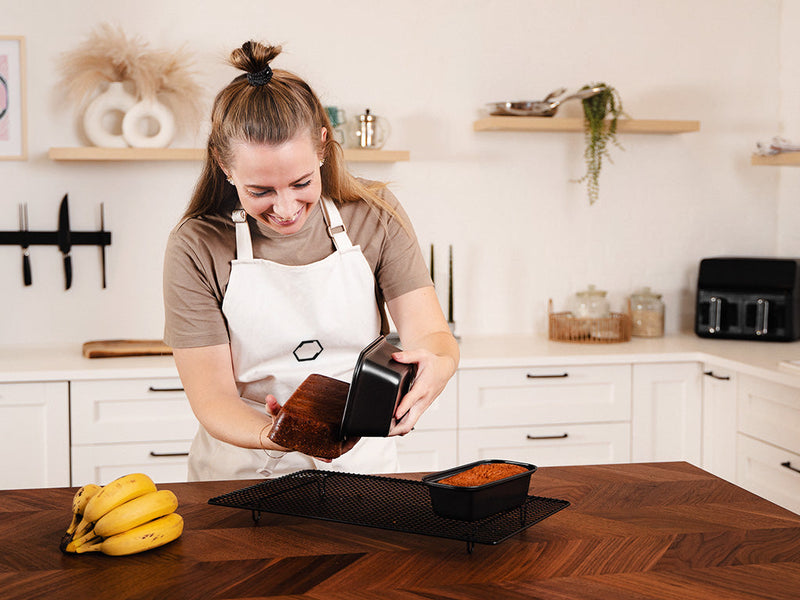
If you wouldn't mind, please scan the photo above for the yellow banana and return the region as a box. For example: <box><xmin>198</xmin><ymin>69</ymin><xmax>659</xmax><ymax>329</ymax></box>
<box><xmin>75</xmin><ymin>512</ymin><xmax>184</xmax><ymax>556</ymax></box>
<box><xmin>69</xmin><ymin>489</ymin><xmax>179</xmax><ymax>550</ymax></box>
<box><xmin>60</xmin><ymin>484</ymin><xmax>103</xmax><ymax>553</ymax></box>
<box><xmin>73</xmin><ymin>473</ymin><xmax>157</xmax><ymax>539</ymax></box>
<box><xmin>94</xmin><ymin>489</ymin><xmax>178</xmax><ymax>538</ymax></box>
<box><xmin>65</xmin><ymin>484</ymin><xmax>102</xmax><ymax>535</ymax></box>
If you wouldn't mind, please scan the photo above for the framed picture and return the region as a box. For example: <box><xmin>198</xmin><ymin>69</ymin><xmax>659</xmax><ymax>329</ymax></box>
<box><xmin>0</xmin><ymin>36</ymin><xmax>27</xmax><ymax>160</ymax></box>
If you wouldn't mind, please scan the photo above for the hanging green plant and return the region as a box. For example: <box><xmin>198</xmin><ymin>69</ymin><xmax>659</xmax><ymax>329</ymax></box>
<box><xmin>575</xmin><ymin>83</ymin><xmax>626</xmax><ymax>204</ymax></box>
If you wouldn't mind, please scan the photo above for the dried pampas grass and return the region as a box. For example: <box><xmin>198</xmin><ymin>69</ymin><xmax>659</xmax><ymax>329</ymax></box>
<box><xmin>58</xmin><ymin>23</ymin><xmax>204</xmax><ymax>135</ymax></box>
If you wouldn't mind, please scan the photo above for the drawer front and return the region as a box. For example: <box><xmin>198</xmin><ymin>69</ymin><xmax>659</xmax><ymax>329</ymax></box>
<box><xmin>414</xmin><ymin>378</ymin><xmax>457</xmax><ymax>431</ymax></box>
<box><xmin>737</xmin><ymin>433</ymin><xmax>800</xmax><ymax>515</ymax></box>
<box><xmin>458</xmin><ymin>365</ymin><xmax>631</xmax><ymax>428</ymax></box>
<box><xmin>71</xmin><ymin>378</ymin><xmax>197</xmax><ymax>444</ymax></box>
<box><xmin>738</xmin><ymin>375</ymin><xmax>800</xmax><ymax>455</ymax></box>
<box><xmin>396</xmin><ymin>430</ymin><xmax>458</xmax><ymax>473</ymax></box>
<box><xmin>71</xmin><ymin>440</ymin><xmax>192</xmax><ymax>485</ymax></box>
<box><xmin>458</xmin><ymin>422</ymin><xmax>631</xmax><ymax>467</ymax></box>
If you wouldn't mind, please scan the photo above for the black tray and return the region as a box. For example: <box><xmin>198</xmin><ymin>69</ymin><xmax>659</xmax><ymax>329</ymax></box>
<box><xmin>208</xmin><ymin>470</ymin><xmax>569</xmax><ymax>552</ymax></box>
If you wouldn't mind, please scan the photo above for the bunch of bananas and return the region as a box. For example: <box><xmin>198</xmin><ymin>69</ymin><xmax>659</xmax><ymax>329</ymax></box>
<box><xmin>60</xmin><ymin>472</ymin><xmax>183</xmax><ymax>556</ymax></box>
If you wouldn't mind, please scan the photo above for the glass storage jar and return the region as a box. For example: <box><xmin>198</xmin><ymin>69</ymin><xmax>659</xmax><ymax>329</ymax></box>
<box><xmin>570</xmin><ymin>284</ymin><xmax>610</xmax><ymax>318</ymax></box>
<box><xmin>630</xmin><ymin>287</ymin><xmax>665</xmax><ymax>337</ymax></box>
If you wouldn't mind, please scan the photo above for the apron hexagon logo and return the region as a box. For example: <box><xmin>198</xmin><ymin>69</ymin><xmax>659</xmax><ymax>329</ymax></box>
<box><xmin>293</xmin><ymin>339</ymin><xmax>323</xmax><ymax>362</ymax></box>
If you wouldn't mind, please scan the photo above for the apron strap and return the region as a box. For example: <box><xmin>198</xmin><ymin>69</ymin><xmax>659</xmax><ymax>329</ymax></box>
<box><xmin>320</xmin><ymin>198</ymin><xmax>353</xmax><ymax>251</ymax></box>
<box><xmin>231</xmin><ymin>209</ymin><xmax>253</xmax><ymax>260</ymax></box>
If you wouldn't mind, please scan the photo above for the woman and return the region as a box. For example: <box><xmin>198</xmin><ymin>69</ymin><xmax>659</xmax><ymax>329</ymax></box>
<box><xmin>163</xmin><ymin>40</ymin><xmax>459</xmax><ymax>480</ymax></box>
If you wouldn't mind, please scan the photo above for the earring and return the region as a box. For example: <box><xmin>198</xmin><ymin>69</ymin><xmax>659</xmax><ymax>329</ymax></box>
<box><xmin>319</xmin><ymin>159</ymin><xmax>325</xmax><ymax>167</ymax></box>
<box><xmin>226</xmin><ymin>177</ymin><xmax>234</xmax><ymax>185</ymax></box>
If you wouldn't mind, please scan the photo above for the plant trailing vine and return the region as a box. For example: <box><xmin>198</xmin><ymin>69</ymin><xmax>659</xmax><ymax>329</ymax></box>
<box><xmin>575</xmin><ymin>83</ymin><xmax>626</xmax><ymax>204</ymax></box>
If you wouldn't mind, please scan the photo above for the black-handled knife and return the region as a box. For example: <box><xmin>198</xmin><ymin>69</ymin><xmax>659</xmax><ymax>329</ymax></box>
<box><xmin>19</xmin><ymin>203</ymin><xmax>31</xmax><ymax>286</ymax></box>
<box><xmin>58</xmin><ymin>194</ymin><xmax>72</xmax><ymax>290</ymax></box>
<box><xmin>100</xmin><ymin>202</ymin><xmax>106</xmax><ymax>289</ymax></box>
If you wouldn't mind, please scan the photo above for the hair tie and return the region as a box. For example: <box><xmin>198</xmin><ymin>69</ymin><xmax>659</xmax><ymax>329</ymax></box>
<box><xmin>247</xmin><ymin>65</ymin><xmax>273</xmax><ymax>87</ymax></box>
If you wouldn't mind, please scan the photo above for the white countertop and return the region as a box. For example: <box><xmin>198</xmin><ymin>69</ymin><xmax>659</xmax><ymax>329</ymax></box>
<box><xmin>3</xmin><ymin>332</ymin><xmax>800</xmax><ymax>386</ymax></box>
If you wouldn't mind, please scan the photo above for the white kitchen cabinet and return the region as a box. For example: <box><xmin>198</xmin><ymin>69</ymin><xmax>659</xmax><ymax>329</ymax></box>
<box><xmin>631</xmin><ymin>362</ymin><xmax>702</xmax><ymax>465</ymax></box>
<box><xmin>738</xmin><ymin>374</ymin><xmax>800</xmax><ymax>456</ymax></box>
<box><xmin>458</xmin><ymin>422</ymin><xmax>631</xmax><ymax>466</ymax></box>
<box><xmin>735</xmin><ymin>374</ymin><xmax>800</xmax><ymax>514</ymax></box>
<box><xmin>0</xmin><ymin>382</ymin><xmax>70</xmax><ymax>489</ymax></box>
<box><xmin>70</xmin><ymin>378</ymin><xmax>197</xmax><ymax>485</ymax></box>
<box><xmin>396</xmin><ymin>379</ymin><xmax>458</xmax><ymax>472</ymax></box>
<box><xmin>701</xmin><ymin>365</ymin><xmax>737</xmax><ymax>483</ymax></box>
<box><xmin>737</xmin><ymin>434</ymin><xmax>800</xmax><ymax>515</ymax></box>
<box><xmin>458</xmin><ymin>364</ymin><xmax>631</xmax><ymax>428</ymax></box>
<box><xmin>457</xmin><ymin>364</ymin><xmax>631</xmax><ymax>466</ymax></box>
<box><xmin>71</xmin><ymin>441</ymin><xmax>194</xmax><ymax>485</ymax></box>
<box><xmin>396</xmin><ymin>430</ymin><xmax>458</xmax><ymax>473</ymax></box>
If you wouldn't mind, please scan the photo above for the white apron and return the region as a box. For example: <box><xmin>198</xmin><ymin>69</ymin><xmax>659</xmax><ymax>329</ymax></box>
<box><xmin>187</xmin><ymin>198</ymin><xmax>398</xmax><ymax>480</ymax></box>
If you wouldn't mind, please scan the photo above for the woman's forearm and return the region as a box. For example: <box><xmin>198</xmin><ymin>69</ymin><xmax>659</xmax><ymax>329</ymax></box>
<box><xmin>172</xmin><ymin>345</ymin><xmax>284</xmax><ymax>451</ymax></box>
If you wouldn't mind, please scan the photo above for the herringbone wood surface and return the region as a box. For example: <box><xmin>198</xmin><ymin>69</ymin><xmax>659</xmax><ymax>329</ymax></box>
<box><xmin>1</xmin><ymin>462</ymin><xmax>799</xmax><ymax>599</ymax></box>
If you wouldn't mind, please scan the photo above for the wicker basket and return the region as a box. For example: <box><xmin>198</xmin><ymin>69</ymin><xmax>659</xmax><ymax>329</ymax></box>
<box><xmin>548</xmin><ymin>299</ymin><xmax>632</xmax><ymax>343</ymax></box>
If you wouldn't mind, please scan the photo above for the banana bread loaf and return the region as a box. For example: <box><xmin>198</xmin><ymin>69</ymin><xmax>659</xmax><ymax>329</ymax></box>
<box><xmin>267</xmin><ymin>374</ymin><xmax>350</xmax><ymax>459</ymax></box>
<box><xmin>437</xmin><ymin>462</ymin><xmax>529</xmax><ymax>487</ymax></box>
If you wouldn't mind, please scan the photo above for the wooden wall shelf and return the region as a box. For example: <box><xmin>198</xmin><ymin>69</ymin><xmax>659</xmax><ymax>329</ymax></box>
<box><xmin>473</xmin><ymin>116</ymin><xmax>700</xmax><ymax>134</ymax></box>
<box><xmin>751</xmin><ymin>153</ymin><xmax>800</xmax><ymax>166</ymax></box>
<box><xmin>48</xmin><ymin>147</ymin><xmax>410</xmax><ymax>163</ymax></box>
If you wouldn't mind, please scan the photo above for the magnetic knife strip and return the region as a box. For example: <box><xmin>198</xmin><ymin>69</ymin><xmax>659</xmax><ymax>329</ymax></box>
<box><xmin>0</xmin><ymin>230</ymin><xmax>111</xmax><ymax>246</ymax></box>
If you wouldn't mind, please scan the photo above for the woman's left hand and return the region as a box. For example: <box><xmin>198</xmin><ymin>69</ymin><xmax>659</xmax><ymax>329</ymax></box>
<box><xmin>387</xmin><ymin>348</ymin><xmax>456</xmax><ymax>436</ymax></box>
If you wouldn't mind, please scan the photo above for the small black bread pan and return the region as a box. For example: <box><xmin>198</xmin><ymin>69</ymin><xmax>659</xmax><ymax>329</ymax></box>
<box><xmin>422</xmin><ymin>459</ymin><xmax>537</xmax><ymax>521</ymax></box>
<box><xmin>340</xmin><ymin>336</ymin><xmax>416</xmax><ymax>437</ymax></box>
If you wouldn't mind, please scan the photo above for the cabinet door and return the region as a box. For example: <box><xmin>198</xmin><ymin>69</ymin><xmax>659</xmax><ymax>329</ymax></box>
<box><xmin>737</xmin><ymin>433</ymin><xmax>800</xmax><ymax>515</ymax></box>
<box><xmin>396</xmin><ymin>430</ymin><xmax>458</xmax><ymax>473</ymax></box>
<box><xmin>701</xmin><ymin>365</ymin><xmax>737</xmax><ymax>483</ymax></box>
<box><xmin>458</xmin><ymin>423</ymin><xmax>631</xmax><ymax>467</ymax></box>
<box><xmin>413</xmin><ymin>378</ymin><xmax>457</xmax><ymax>431</ymax></box>
<box><xmin>632</xmin><ymin>363</ymin><xmax>702</xmax><ymax>465</ymax></box>
<box><xmin>0</xmin><ymin>382</ymin><xmax>69</xmax><ymax>489</ymax></box>
<box><xmin>71</xmin><ymin>441</ymin><xmax>192</xmax><ymax>485</ymax></box>
<box><xmin>458</xmin><ymin>364</ymin><xmax>631</xmax><ymax>428</ymax></box>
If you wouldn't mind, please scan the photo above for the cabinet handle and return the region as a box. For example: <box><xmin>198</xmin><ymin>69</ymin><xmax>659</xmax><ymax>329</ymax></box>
<box><xmin>526</xmin><ymin>433</ymin><xmax>569</xmax><ymax>440</ymax></box>
<box><xmin>148</xmin><ymin>386</ymin><xmax>185</xmax><ymax>392</ymax></box>
<box><xmin>703</xmin><ymin>371</ymin><xmax>731</xmax><ymax>381</ymax></box>
<box><xmin>526</xmin><ymin>373</ymin><xmax>569</xmax><ymax>379</ymax></box>
<box><xmin>149</xmin><ymin>451</ymin><xmax>190</xmax><ymax>458</ymax></box>
<box><xmin>781</xmin><ymin>461</ymin><xmax>800</xmax><ymax>475</ymax></box>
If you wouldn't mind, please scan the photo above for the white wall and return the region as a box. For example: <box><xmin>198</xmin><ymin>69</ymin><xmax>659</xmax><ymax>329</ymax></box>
<box><xmin>0</xmin><ymin>0</ymin><xmax>790</xmax><ymax>348</ymax></box>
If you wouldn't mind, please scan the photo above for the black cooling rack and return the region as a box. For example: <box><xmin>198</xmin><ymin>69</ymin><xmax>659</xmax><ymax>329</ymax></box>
<box><xmin>208</xmin><ymin>470</ymin><xmax>569</xmax><ymax>552</ymax></box>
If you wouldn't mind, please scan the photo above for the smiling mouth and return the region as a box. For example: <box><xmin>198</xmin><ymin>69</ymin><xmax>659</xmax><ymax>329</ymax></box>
<box><xmin>265</xmin><ymin>207</ymin><xmax>304</xmax><ymax>227</ymax></box>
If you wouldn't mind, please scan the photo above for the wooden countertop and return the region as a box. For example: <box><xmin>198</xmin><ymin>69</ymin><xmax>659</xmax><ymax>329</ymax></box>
<box><xmin>3</xmin><ymin>462</ymin><xmax>799</xmax><ymax>599</ymax></box>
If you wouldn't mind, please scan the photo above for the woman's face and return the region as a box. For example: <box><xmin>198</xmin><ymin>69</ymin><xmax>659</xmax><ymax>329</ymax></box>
<box><xmin>226</xmin><ymin>129</ymin><xmax>325</xmax><ymax>235</ymax></box>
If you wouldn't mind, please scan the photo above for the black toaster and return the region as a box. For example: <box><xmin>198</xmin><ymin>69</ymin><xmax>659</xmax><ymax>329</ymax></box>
<box><xmin>695</xmin><ymin>257</ymin><xmax>800</xmax><ymax>341</ymax></box>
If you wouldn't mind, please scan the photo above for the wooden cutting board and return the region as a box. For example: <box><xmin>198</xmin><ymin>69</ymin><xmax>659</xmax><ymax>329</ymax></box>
<box><xmin>82</xmin><ymin>339</ymin><xmax>173</xmax><ymax>358</ymax></box>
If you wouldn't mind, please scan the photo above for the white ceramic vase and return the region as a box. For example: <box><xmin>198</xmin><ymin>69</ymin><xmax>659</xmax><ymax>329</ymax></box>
<box><xmin>122</xmin><ymin>98</ymin><xmax>176</xmax><ymax>148</ymax></box>
<box><xmin>82</xmin><ymin>81</ymin><xmax>137</xmax><ymax>148</ymax></box>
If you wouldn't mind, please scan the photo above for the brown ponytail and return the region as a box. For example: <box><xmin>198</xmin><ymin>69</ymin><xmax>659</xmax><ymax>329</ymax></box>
<box><xmin>183</xmin><ymin>40</ymin><xmax>402</xmax><ymax>228</ymax></box>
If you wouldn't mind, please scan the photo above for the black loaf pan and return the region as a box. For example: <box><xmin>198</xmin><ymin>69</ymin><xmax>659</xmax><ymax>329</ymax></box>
<box><xmin>340</xmin><ymin>335</ymin><xmax>416</xmax><ymax>437</ymax></box>
<box><xmin>422</xmin><ymin>459</ymin><xmax>538</xmax><ymax>521</ymax></box>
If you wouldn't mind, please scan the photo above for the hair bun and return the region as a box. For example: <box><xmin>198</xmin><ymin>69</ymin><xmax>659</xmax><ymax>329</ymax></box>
<box><xmin>230</xmin><ymin>40</ymin><xmax>282</xmax><ymax>76</ymax></box>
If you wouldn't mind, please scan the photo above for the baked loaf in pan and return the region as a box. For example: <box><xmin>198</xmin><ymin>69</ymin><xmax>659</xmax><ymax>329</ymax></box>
<box><xmin>267</xmin><ymin>374</ymin><xmax>351</xmax><ymax>459</ymax></box>
<box><xmin>437</xmin><ymin>462</ymin><xmax>529</xmax><ymax>487</ymax></box>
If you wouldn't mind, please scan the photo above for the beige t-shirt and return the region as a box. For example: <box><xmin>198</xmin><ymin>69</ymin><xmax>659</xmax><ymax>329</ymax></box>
<box><xmin>163</xmin><ymin>186</ymin><xmax>432</xmax><ymax>348</ymax></box>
